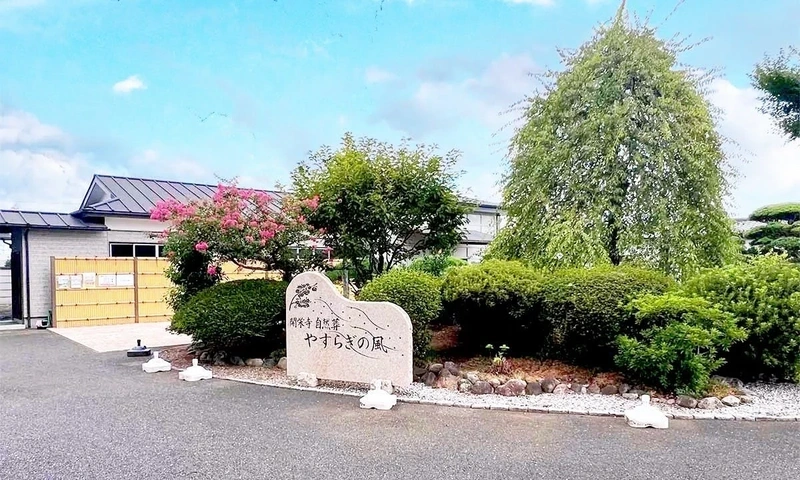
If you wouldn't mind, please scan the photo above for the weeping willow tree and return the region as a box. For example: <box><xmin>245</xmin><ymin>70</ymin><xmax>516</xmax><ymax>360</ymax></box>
<box><xmin>489</xmin><ymin>4</ymin><xmax>738</xmax><ymax>278</ymax></box>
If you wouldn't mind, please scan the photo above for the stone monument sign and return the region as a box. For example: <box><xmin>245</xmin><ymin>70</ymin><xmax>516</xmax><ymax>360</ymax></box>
<box><xmin>286</xmin><ymin>271</ymin><xmax>413</xmax><ymax>387</ymax></box>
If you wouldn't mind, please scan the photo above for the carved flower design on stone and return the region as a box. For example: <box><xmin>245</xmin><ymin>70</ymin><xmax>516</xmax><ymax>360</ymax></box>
<box><xmin>290</xmin><ymin>282</ymin><xmax>318</xmax><ymax>310</ymax></box>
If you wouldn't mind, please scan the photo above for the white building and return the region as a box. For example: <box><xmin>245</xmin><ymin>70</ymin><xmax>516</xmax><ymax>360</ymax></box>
<box><xmin>0</xmin><ymin>174</ymin><xmax>504</xmax><ymax>328</ymax></box>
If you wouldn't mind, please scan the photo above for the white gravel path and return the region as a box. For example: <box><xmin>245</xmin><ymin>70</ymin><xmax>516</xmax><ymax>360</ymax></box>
<box><xmin>207</xmin><ymin>367</ymin><xmax>800</xmax><ymax>421</ymax></box>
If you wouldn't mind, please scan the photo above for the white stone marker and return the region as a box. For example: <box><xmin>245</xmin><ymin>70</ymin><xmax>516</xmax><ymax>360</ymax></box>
<box><xmin>142</xmin><ymin>351</ymin><xmax>172</xmax><ymax>373</ymax></box>
<box><xmin>286</xmin><ymin>272</ymin><xmax>413</xmax><ymax>387</ymax></box>
<box><xmin>178</xmin><ymin>359</ymin><xmax>213</xmax><ymax>382</ymax></box>
<box><xmin>624</xmin><ymin>395</ymin><xmax>669</xmax><ymax>429</ymax></box>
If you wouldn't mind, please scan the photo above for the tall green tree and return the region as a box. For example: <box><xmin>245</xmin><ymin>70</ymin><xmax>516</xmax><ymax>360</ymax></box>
<box><xmin>292</xmin><ymin>133</ymin><xmax>470</xmax><ymax>285</ymax></box>
<box><xmin>490</xmin><ymin>6</ymin><xmax>737</xmax><ymax>278</ymax></box>
<box><xmin>742</xmin><ymin>203</ymin><xmax>800</xmax><ymax>262</ymax></box>
<box><xmin>752</xmin><ymin>47</ymin><xmax>800</xmax><ymax>141</ymax></box>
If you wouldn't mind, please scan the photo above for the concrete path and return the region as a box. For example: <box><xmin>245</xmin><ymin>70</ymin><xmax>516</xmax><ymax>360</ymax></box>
<box><xmin>0</xmin><ymin>329</ymin><xmax>798</xmax><ymax>480</ymax></box>
<box><xmin>50</xmin><ymin>322</ymin><xmax>191</xmax><ymax>352</ymax></box>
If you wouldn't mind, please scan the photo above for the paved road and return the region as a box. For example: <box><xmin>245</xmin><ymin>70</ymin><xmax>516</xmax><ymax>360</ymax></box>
<box><xmin>1</xmin><ymin>330</ymin><xmax>798</xmax><ymax>480</ymax></box>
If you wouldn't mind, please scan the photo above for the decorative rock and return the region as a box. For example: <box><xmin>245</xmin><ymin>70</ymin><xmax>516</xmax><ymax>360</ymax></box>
<box><xmin>622</xmin><ymin>393</ymin><xmax>639</xmax><ymax>400</ymax></box>
<box><xmin>739</xmin><ymin>395</ymin><xmax>754</xmax><ymax>404</ymax></box>
<box><xmin>571</xmin><ymin>383</ymin><xmax>587</xmax><ymax>394</ymax></box>
<box><xmin>541</xmin><ymin>377</ymin><xmax>558</xmax><ymax>393</ymax></box>
<box><xmin>277</xmin><ymin>357</ymin><xmax>288</xmax><ymax>370</ymax></box>
<box><xmin>245</xmin><ymin>358</ymin><xmax>263</xmax><ymax>367</ymax></box>
<box><xmin>618</xmin><ymin>383</ymin><xmax>631</xmax><ymax>394</ymax></box>
<box><xmin>721</xmin><ymin>395</ymin><xmax>741</xmax><ymax>407</ymax></box>
<box><xmin>360</xmin><ymin>380</ymin><xmax>397</xmax><ymax>410</ymax></box>
<box><xmin>697</xmin><ymin>397</ymin><xmax>723</xmax><ymax>410</ymax></box>
<box><xmin>142</xmin><ymin>351</ymin><xmax>171</xmax><ymax>373</ymax></box>
<box><xmin>677</xmin><ymin>395</ymin><xmax>698</xmax><ymax>409</ymax></box>
<box><xmin>422</xmin><ymin>372</ymin><xmax>437</xmax><ymax>387</ymax></box>
<box><xmin>496</xmin><ymin>379</ymin><xmax>527</xmax><ymax>397</ymax></box>
<box><xmin>264</xmin><ymin>358</ymin><xmax>277</xmax><ymax>368</ymax></box>
<box><xmin>296</xmin><ymin>372</ymin><xmax>318</xmax><ymax>387</ymax></box>
<box><xmin>526</xmin><ymin>381</ymin><xmax>543</xmax><ymax>395</ymax></box>
<box><xmin>428</xmin><ymin>363</ymin><xmax>444</xmax><ymax>373</ymax></box>
<box><xmin>438</xmin><ymin>367</ymin><xmax>453</xmax><ymax>379</ymax></box>
<box><xmin>488</xmin><ymin>378</ymin><xmax>501</xmax><ymax>389</ymax></box>
<box><xmin>213</xmin><ymin>352</ymin><xmax>227</xmax><ymax>366</ymax></box>
<box><xmin>666</xmin><ymin>399</ymin><xmax>676</xmax><ymax>405</ymax></box>
<box><xmin>624</xmin><ymin>395</ymin><xmax>669</xmax><ymax>429</ymax></box>
<box><xmin>458</xmin><ymin>380</ymin><xmax>472</xmax><ymax>393</ymax></box>
<box><xmin>178</xmin><ymin>359</ymin><xmax>212</xmax><ymax>382</ymax></box>
<box><xmin>435</xmin><ymin>374</ymin><xmax>459</xmax><ymax>390</ymax></box>
<box><xmin>444</xmin><ymin>361</ymin><xmax>460</xmax><ymax>377</ymax></box>
<box><xmin>199</xmin><ymin>351</ymin><xmax>211</xmax><ymax>362</ymax></box>
<box><xmin>413</xmin><ymin>366</ymin><xmax>428</xmax><ymax>377</ymax></box>
<box><xmin>466</xmin><ymin>372</ymin><xmax>480</xmax><ymax>385</ymax></box>
<box><xmin>471</xmin><ymin>380</ymin><xmax>493</xmax><ymax>395</ymax></box>
<box><xmin>552</xmin><ymin>384</ymin><xmax>571</xmax><ymax>395</ymax></box>
<box><xmin>231</xmin><ymin>356</ymin><xmax>246</xmax><ymax>366</ymax></box>
<box><xmin>600</xmin><ymin>385</ymin><xmax>619</xmax><ymax>395</ymax></box>
<box><xmin>587</xmin><ymin>383</ymin><xmax>601</xmax><ymax>395</ymax></box>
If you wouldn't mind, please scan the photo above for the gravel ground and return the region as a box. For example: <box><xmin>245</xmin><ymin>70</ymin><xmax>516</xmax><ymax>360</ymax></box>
<box><xmin>168</xmin><ymin>358</ymin><xmax>800</xmax><ymax>420</ymax></box>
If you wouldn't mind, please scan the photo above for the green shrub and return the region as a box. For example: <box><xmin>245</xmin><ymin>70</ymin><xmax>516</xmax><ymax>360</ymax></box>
<box><xmin>407</xmin><ymin>254</ymin><xmax>467</xmax><ymax>277</ymax></box>
<box><xmin>682</xmin><ymin>255</ymin><xmax>800</xmax><ymax>382</ymax></box>
<box><xmin>538</xmin><ymin>266</ymin><xmax>674</xmax><ymax>367</ymax></box>
<box><xmin>441</xmin><ymin>260</ymin><xmax>543</xmax><ymax>354</ymax></box>
<box><xmin>358</xmin><ymin>269</ymin><xmax>442</xmax><ymax>358</ymax></box>
<box><xmin>170</xmin><ymin>279</ymin><xmax>287</xmax><ymax>356</ymax></box>
<box><xmin>615</xmin><ymin>293</ymin><xmax>746</xmax><ymax>394</ymax></box>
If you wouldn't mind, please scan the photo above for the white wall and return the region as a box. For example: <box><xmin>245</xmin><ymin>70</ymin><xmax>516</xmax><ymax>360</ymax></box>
<box><xmin>23</xmin><ymin>230</ymin><xmax>109</xmax><ymax>321</ymax></box>
<box><xmin>104</xmin><ymin>217</ymin><xmax>166</xmax><ymax>233</ymax></box>
<box><xmin>0</xmin><ymin>269</ymin><xmax>11</xmax><ymax>307</ymax></box>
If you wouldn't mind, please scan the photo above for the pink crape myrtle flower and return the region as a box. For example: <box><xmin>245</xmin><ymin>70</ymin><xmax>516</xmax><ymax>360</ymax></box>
<box><xmin>195</xmin><ymin>242</ymin><xmax>209</xmax><ymax>253</ymax></box>
<box><xmin>207</xmin><ymin>265</ymin><xmax>218</xmax><ymax>276</ymax></box>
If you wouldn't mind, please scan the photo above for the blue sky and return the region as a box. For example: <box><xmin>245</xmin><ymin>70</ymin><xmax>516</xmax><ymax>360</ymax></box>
<box><xmin>1</xmin><ymin>0</ymin><xmax>799</xmax><ymax>219</ymax></box>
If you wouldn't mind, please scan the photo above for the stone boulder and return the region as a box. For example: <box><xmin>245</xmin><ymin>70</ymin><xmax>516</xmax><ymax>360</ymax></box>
<box><xmin>422</xmin><ymin>372</ymin><xmax>437</xmax><ymax>387</ymax></box>
<box><xmin>587</xmin><ymin>383</ymin><xmax>601</xmax><ymax>395</ymax></box>
<box><xmin>552</xmin><ymin>384</ymin><xmax>571</xmax><ymax>395</ymax></box>
<box><xmin>435</xmin><ymin>374</ymin><xmax>459</xmax><ymax>390</ymax></box>
<box><xmin>697</xmin><ymin>397</ymin><xmax>723</xmax><ymax>410</ymax></box>
<box><xmin>428</xmin><ymin>363</ymin><xmax>444</xmax><ymax>373</ymax></box>
<box><xmin>471</xmin><ymin>380</ymin><xmax>493</xmax><ymax>395</ymax></box>
<box><xmin>444</xmin><ymin>361</ymin><xmax>461</xmax><ymax>377</ymax></box>
<box><xmin>541</xmin><ymin>377</ymin><xmax>558</xmax><ymax>393</ymax></box>
<box><xmin>721</xmin><ymin>395</ymin><xmax>741</xmax><ymax>407</ymax></box>
<box><xmin>466</xmin><ymin>372</ymin><xmax>480</xmax><ymax>385</ymax></box>
<box><xmin>600</xmin><ymin>385</ymin><xmax>619</xmax><ymax>395</ymax></box>
<box><xmin>676</xmin><ymin>395</ymin><xmax>698</xmax><ymax>409</ymax></box>
<box><xmin>526</xmin><ymin>381</ymin><xmax>543</xmax><ymax>395</ymax></box>
<box><xmin>245</xmin><ymin>358</ymin><xmax>263</xmax><ymax>367</ymax></box>
<box><xmin>277</xmin><ymin>357</ymin><xmax>288</xmax><ymax>370</ymax></box>
<box><xmin>496</xmin><ymin>379</ymin><xmax>527</xmax><ymax>397</ymax></box>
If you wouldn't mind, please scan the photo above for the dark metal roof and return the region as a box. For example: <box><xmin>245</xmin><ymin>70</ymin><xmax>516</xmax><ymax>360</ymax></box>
<box><xmin>0</xmin><ymin>210</ymin><xmax>107</xmax><ymax>231</ymax></box>
<box><xmin>77</xmin><ymin>174</ymin><xmax>285</xmax><ymax>217</ymax></box>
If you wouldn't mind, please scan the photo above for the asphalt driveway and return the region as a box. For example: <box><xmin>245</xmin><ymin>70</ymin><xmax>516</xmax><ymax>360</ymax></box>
<box><xmin>0</xmin><ymin>329</ymin><xmax>798</xmax><ymax>480</ymax></box>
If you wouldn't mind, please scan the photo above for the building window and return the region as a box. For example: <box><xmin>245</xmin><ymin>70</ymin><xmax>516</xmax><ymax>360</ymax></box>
<box><xmin>110</xmin><ymin>243</ymin><xmax>165</xmax><ymax>258</ymax></box>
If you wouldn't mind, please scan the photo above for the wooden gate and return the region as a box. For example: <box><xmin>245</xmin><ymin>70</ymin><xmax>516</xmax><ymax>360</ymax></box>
<box><xmin>51</xmin><ymin>258</ymin><xmax>273</xmax><ymax>328</ymax></box>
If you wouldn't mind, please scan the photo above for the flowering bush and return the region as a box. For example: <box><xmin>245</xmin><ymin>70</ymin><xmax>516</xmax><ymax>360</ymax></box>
<box><xmin>152</xmin><ymin>182</ymin><xmax>326</xmax><ymax>310</ymax></box>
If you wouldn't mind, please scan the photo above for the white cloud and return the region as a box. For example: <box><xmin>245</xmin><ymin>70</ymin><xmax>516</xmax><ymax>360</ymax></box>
<box><xmin>112</xmin><ymin>75</ymin><xmax>146</xmax><ymax>94</ymax></box>
<box><xmin>375</xmin><ymin>52</ymin><xmax>537</xmax><ymax>136</ymax></box>
<box><xmin>364</xmin><ymin>66</ymin><xmax>397</xmax><ymax>84</ymax></box>
<box><xmin>0</xmin><ymin>109</ymin><xmax>104</xmax><ymax>212</ymax></box>
<box><xmin>709</xmin><ymin>78</ymin><xmax>800</xmax><ymax>217</ymax></box>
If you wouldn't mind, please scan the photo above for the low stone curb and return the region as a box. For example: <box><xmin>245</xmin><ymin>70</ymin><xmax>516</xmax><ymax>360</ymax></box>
<box><xmin>192</xmin><ymin>370</ymin><xmax>800</xmax><ymax>423</ymax></box>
